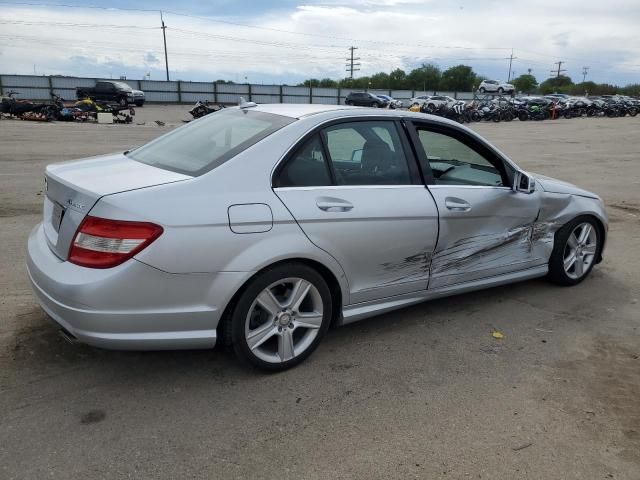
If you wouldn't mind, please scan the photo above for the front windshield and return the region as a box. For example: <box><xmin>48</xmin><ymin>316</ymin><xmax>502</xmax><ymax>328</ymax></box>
<box><xmin>127</xmin><ymin>108</ymin><xmax>295</xmax><ymax>176</ymax></box>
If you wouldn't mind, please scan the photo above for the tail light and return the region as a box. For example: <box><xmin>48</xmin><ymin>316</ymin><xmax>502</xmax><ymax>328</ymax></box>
<box><xmin>69</xmin><ymin>216</ymin><xmax>163</xmax><ymax>268</ymax></box>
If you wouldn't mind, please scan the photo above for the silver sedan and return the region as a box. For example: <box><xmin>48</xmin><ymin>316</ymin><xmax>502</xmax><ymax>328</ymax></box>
<box><xmin>27</xmin><ymin>104</ymin><xmax>607</xmax><ymax>370</ymax></box>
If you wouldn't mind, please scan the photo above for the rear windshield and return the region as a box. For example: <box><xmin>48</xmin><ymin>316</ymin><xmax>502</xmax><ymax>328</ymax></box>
<box><xmin>127</xmin><ymin>108</ymin><xmax>295</xmax><ymax>176</ymax></box>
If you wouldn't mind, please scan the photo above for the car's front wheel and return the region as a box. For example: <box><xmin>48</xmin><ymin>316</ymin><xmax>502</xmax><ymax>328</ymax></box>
<box><xmin>547</xmin><ymin>216</ymin><xmax>601</xmax><ymax>285</ymax></box>
<box><xmin>227</xmin><ymin>263</ymin><xmax>332</xmax><ymax>370</ymax></box>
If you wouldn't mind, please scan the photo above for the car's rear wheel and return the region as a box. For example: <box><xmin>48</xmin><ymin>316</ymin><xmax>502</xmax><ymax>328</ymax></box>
<box><xmin>547</xmin><ymin>216</ymin><xmax>601</xmax><ymax>285</ymax></box>
<box><xmin>479</xmin><ymin>87</ymin><xmax>485</xmax><ymax>93</ymax></box>
<box><xmin>346</xmin><ymin>100</ymin><xmax>353</xmax><ymax>106</ymax></box>
<box><xmin>118</xmin><ymin>97</ymin><xmax>127</xmax><ymax>107</ymax></box>
<box><xmin>498</xmin><ymin>87</ymin><xmax>504</xmax><ymax>94</ymax></box>
<box><xmin>228</xmin><ymin>263</ymin><xmax>332</xmax><ymax>370</ymax></box>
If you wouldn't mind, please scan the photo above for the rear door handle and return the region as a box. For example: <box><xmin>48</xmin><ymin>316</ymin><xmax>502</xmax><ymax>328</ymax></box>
<box><xmin>316</xmin><ymin>198</ymin><xmax>354</xmax><ymax>212</ymax></box>
<box><xmin>444</xmin><ymin>197</ymin><xmax>471</xmax><ymax>212</ymax></box>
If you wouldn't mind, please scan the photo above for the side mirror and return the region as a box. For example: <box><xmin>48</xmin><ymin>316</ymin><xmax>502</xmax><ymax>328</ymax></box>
<box><xmin>514</xmin><ymin>171</ymin><xmax>536</xmax><ymax>194</ymax></box>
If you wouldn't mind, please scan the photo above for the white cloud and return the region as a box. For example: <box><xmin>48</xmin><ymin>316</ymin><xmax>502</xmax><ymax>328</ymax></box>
<box><xmin>0</xmin><ymin>2</ymin><xmax>638</xmax><ymax>85</ymax></box>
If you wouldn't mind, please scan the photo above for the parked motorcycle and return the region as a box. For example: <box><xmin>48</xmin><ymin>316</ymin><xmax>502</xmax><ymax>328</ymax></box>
<box><xmin>189</xmin><ymin>100</ymin><xmax>225</xmax><ymax>119</ymax></box>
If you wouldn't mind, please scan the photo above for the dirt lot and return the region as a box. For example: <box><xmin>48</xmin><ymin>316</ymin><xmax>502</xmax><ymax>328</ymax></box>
<box><xmin>1</xmin><ymin>106</ymin><xmax>639</xmax><ymax>479</ymax></box>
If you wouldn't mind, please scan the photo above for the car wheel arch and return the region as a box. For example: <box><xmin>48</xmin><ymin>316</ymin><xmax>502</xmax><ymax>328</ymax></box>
<box><xmin>218</xmin><ymin>257</ymin><xmax>345</xmax><ymax>346</ymax></box>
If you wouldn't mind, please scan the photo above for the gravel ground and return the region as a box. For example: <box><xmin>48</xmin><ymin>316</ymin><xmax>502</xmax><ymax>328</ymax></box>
<box><xmin>1</xmin><ymin>106</ymin><xmax>639</xmax><ymax>479</ymax></box>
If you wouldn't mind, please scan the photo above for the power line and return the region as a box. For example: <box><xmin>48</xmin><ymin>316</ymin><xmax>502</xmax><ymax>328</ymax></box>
<box><xmin>506</xmin><ymin>49</ymin><xmax>517</xmax><ymax>81</ymax></box>
<box><xmin>345</xmin><ymin>46</ymin><xmax>360</xmax><ymax>79</ymax></box>
<box><xmin>0</xmin><ymin>0</ymin><xmax>513</xmax><ymax>52</ymax></box>
<box><xmin>550</xmin><ymin>61</ymin><xmax>567</xmax><ymax>78</ymax></box>
<box><xmin>160</xmin><ymin>11</ymin><xmax>169</xmax><ymax>81</ymax></box>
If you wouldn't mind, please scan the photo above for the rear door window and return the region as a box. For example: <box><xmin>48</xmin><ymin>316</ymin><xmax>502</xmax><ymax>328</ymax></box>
<box><xmin>323</xmin><ymin>121</ymin><xmax>412</xmax><ymax>186</ymax></box>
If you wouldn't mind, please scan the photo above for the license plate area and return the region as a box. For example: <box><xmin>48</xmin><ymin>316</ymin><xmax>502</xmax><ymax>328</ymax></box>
<box><xmin>51</xmin><ymin>200</ymin><xmax>65</xmax><ymax>233</ymax></box>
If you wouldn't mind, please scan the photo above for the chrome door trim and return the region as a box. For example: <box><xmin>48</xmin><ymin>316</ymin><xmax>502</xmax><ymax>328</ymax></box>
<box><xmin>427</xmin><ymin>185</ymin><xmax>513</xmax><ymax>191</ymax></box>
<box><xmin>274</xmin><ymin>185</ymin><xmax>428</xmax><ymax>192</ymax></box>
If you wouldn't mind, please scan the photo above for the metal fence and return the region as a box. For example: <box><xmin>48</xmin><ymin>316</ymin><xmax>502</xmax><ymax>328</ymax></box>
<box><xmin>0</xmin><ymin>74</ymin><xmax>475</xmax><ymax>104</ymax></box>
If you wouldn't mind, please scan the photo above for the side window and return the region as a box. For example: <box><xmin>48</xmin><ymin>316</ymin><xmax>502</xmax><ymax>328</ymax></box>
<box><xmin>276</xmin><ymin>134</ymin><xmax>332</xmax><ymax>187</ymax></box>
<box><xmin>323</xmin><ymin>121</ymin><xmax>412</xmax><ymax>186</ymax></box>
<box><xmin>416</xmin><ymin>129</ymin><xmax>504</xmax><ymax>187</ymax></box>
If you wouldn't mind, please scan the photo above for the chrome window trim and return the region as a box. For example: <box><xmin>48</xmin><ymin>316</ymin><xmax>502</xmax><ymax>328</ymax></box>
<box><xmin>427</xmin><ymin>185</ymin><xmax>512</xmax><ymax>191</ymax></box>
<box><xmin>274</xmin><ymin>185</ymin><xmax>428</xmax><ymax>192</ymax></box>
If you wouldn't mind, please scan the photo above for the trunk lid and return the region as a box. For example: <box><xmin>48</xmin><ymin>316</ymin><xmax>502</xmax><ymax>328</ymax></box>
<box><xmin>43</xmin><ymin>152</ymin><xmax>190</xmax><ymax>260</ymax></box>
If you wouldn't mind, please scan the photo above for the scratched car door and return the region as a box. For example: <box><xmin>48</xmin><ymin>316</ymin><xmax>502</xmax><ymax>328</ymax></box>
<box><xmin>274</xmin><ymin>120</ymin><xmax>439</xmax><ymax>304</ymax></box>
<box><xmin>407</xmin><ymin>121</ymin><xmax>546</xmax><ymax>289</ymax></box>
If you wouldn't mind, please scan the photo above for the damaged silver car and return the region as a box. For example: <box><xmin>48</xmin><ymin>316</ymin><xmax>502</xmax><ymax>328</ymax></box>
<box><xmin>27</xmin><ymin>104</ymin><xmax>607</xmax><ymax>370</ymax></box>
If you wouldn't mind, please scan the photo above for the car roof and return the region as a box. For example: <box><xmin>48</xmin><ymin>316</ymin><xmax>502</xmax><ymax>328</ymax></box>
<box><xmin>249</xmin><ymin>103</ymin><xmax>364</xmax><ymax>119</ymax></box>
<box><xmin>248</xmin><ymin>103</ymin><xmax>458</xmax><ymax>124</ymax></box>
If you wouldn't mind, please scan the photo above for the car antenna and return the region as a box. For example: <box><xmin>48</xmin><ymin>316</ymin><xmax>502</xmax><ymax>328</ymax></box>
<box><xmin>238</xmin><ymin>96</ymin><xmax>257</xmax><ymax>109</ymax></box>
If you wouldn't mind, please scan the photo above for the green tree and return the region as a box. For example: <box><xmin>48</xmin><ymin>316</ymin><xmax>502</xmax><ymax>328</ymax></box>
<box><xmin>388</xmin><ymin>68</ymin><xmax>408</xmax><ymax>89</ymax></box>
<box><xmin>318</xmin><ymin>78</ymin><xmax>338</xmax><ymax>88</ymax></box>
<box><xmin>512</xmin><ymin>74</ymin><xmax>538</xmax><ymax>94</ymax></box>
<box><xmin>369</xmin><ymin>72</ymin><xmax>390</xmax><ymax>89</ymax></box>
<box><xmin>621</xmin><ymin>83</ymin><xmax>640</xmax><ymax>96</ymax></box>
<box><xmin>538</xmin><ymin>75</ymin><xmax>573</xmax><ymax>94</ymax></box>
<box><xmin>441</xmin><ymin>65</ymin><xmax>477</xmax><ymax>92</ymax></box>
<box><xmin>300</xmin><ymin>78</ymin><xmax>320</xmax><ymax>87</ymax></box>
<box><xmin>407</xmin><ymin>63</ymin><xmax>441</xmax><ymax>92</ymax></box>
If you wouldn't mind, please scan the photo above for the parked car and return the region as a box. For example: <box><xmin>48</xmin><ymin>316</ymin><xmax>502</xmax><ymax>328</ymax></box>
<box><xmin>345</xmin><ymin>92</ymin><xmax>387</xmax><ymax>107</ymax></box>
<box><xmin>132</xmin><ymin>89</ymin><xmax>145</xmax><ymax>107</ymax></box>
<box><xmin>375</xmin><ymin>94</ymin><xmax>402</xmax><ymax>109</ymax></box>
<box><xmin>478</xmin><ymin>80</ymin><xmax>515</xmax><ymax>94</ymax></box>
<box><xmin>27</xmin><ymin>104</ymin><xmax>607</xmax><ymax>370</ymax></box>
<box><xmin>409</xmin><ymin>95</ymin><xmax>456</xmax><ymax>109</ymax></box>
<box><xmin>76</xmin><ymin>81</ymin><xmax>136</xmax><ymax>107</ymax></box>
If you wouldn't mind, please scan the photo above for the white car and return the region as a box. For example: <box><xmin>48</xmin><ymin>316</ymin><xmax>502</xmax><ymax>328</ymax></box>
<box><xmin>478</xmin><ymin>80</ymin><xmax>515</xmax><ymax>95</ymax></box>
<box><xmin>409</xmin><ymin>95</ymin><xmax>456</xmax><ymax>109</ymax></box>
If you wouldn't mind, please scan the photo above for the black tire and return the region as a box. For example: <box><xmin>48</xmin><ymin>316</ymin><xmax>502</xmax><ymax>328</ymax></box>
<box><xmin>345</xmin><ymin>100</ymin><xmax>353</xmax><ymax>106</ymax></box>
<box><xmin>547</xmin><ymin>216</ymin><xmax>602</xmax><ymax>286</ymax></box>
<box><xmin>118</xmin><ymin>96</ymin><xmax>128</xmax><ymax>107</ymax></box>
<box><xmin>479</xmin><ymin>87</ymin><xmax>485</xmax><ymax>93</ymax></box>
<box><xmin>135</xmin><ymin>101</ymin><xmax>144</xmax><ymax>107</ymax></box>
<box><xmin>518</xmin><ymin>111</ymin><xmax>528</xmax><ymax>121</ymax></box>
<box><xmin>498</xmin><ymin>87</ymin><xmax>504</xmax><ymax>94</ymax></box>
<box><xmin>226</xmin><ymin>262</ymin><xmax>333</xmax><ymax>371</ymax></box>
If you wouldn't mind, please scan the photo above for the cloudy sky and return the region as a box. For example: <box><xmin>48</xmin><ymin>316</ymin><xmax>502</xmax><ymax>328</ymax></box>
<box><xmin>0</xmin><ymin>0</ymin><xmax>639</xmax><ymax>86</ymax></box>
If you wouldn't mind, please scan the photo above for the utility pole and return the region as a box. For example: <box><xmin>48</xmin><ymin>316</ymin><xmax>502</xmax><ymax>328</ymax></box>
<box><xmin>550</xmin><ymin>61</ymin><xmax>566</xmax><ymax>79</ymax></box>
<box><xmin>506</xmin><ymin>49</ymin><xmax>517</xmax><ymax>81</ymax></box>
<box><xmin>160</xmin><ymin>11</ymin><xmax>169</xmax><ymax>81</ymax></box>
<box><xmin>582</xmin><ymin>66</ymin><xmax>590</xmax><ymax>83</ymax></box>
<box><xmin>345</xmin><ymin>46</ymin><xmax>360</xmax><ymax>80</ymax></box>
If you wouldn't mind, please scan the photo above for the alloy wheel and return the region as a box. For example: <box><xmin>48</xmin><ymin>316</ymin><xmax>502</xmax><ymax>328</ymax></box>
<box><xmin>563</xmin><ymin>222</ymin><xmax>598</xmax><ymax>280</ymax></box>
<box><xmin>244</xmin><ymin>278</ymin><xmax>324</xmax><ymax>364</ymax></box>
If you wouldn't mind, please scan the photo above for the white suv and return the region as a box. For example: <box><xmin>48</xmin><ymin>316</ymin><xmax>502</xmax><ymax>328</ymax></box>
<box><xmin>478</xmin><ymin>80</ymin><xmax>515</xmax><ymax>94</ymax></box>
<box><xmin>409</xmin><ymin>95</ymin><xmax>456</xmax><ymax>108</ymax></box>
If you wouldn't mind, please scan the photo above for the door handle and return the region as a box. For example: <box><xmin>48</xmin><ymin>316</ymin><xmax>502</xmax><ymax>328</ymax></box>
<box><xmin>444</xmin><ymin>197</ymin><xmax>471</xmax><ymax>212</ymax></box>
<box><xmin>316</xmin><ymin>199</ymin><xmax>353</xmax><ymax>212</ymax></box>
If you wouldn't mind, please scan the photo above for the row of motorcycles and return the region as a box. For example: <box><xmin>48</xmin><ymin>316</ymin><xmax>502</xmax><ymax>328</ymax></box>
<box><xmin>0</xmin><ymin>91</ymin><xmax>136</xmax><ymax>123</ymax></box>
<box><xmin>414</xmin><ymin>98</ymin><xmax>639</xmax><ymax>124</ymax></box>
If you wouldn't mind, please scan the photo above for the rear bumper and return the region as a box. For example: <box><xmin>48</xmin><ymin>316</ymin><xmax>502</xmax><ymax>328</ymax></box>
<box><xmin>26</xmin><ymin>223</ymin><xmax>247</xmax><ymax>350</ymax></box>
